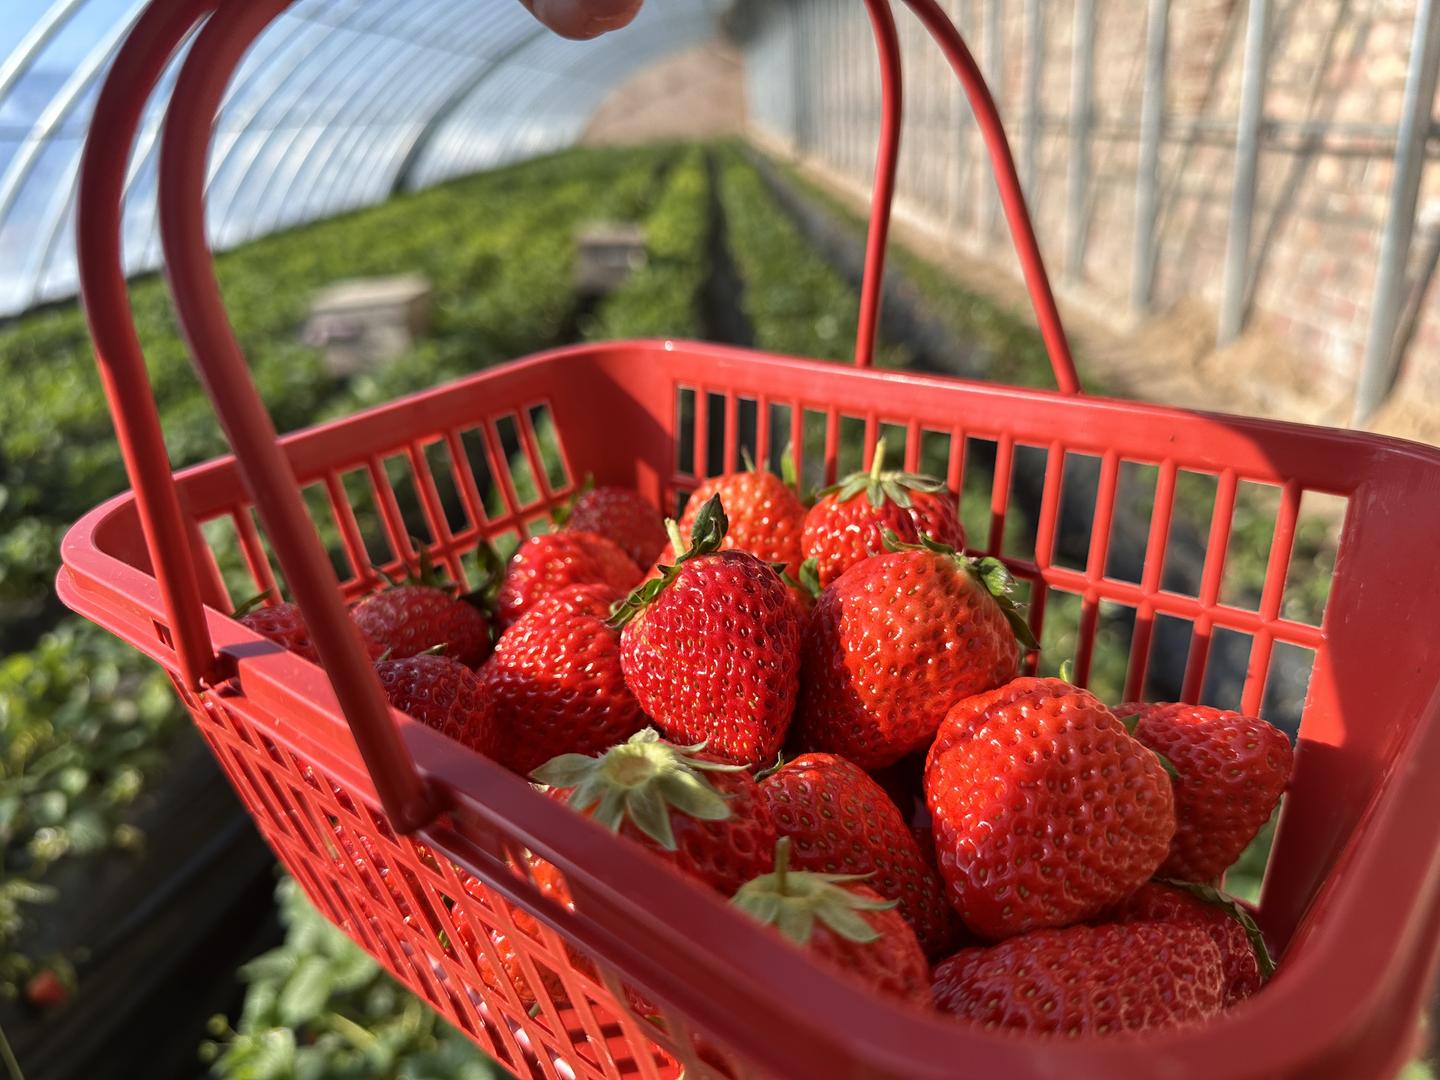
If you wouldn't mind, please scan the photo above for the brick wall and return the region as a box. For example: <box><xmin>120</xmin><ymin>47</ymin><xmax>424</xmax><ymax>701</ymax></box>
<box><xmin>742</xmin><ymin>0</ymin><xmax>1440</xmax><ymax>415</ymax></box>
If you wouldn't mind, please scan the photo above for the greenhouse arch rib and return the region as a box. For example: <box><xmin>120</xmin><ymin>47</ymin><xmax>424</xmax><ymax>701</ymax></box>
<box><xmin>386</xmin><ymin>26</ymin><xmax>546</xmax><ymax>197</ymax></box>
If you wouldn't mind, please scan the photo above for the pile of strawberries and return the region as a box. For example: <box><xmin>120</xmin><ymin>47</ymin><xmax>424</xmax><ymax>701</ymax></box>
<box><xmin>239</xmin><ymin>442</ymin><xmax>1293</xmax><ymax>1041</ymax></box>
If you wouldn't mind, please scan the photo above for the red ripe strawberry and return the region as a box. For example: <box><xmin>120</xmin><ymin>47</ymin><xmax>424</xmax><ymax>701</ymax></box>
<box><xmin>795</xmin><ymin>538</ymin><xmax>1034</xmax><ymax>769</ymax></box>
<box><xmin>353</xmin><ymin>585</ymin><xmax>491</xmax><ymax>668</ymax></box>
<box><xmin>236</xmin><ymin>597</ymin><xmax>382</xmax><ymax>663</ymax></box>
<box><xmin>612</xmin><ymin>497</ymin><xmax>803</xmax><ymax>767</ymax></box>
<box><xmin>1105</xmin><ymin>881</ymin><xmax>1273</xmax><ymax>1004</ymax></box>
<box><xmin>1117</xmin><ymin>701</ymin><xmax>1292</xmax><ymax>882</ymax></box>
<box><xmin>532</xmin><ymin>729</ymin><xmax>777</xmax><ymax>897</ymax></box>
<box><xmin>495</xmin><ymin>530</ymin><xmax>641</xmax><ymax>629</ymax></box>
<box><xmin>932</xmin><ymin>921</ymin><xmax>1224</xmax><ymax>1036</ymax></box>
<box><xmin>761</xmin><ymin>752</ymin><xmax>961</xmax><ymax>958</ymax></box>
<box><xmin>521</xmin><ymin>582</ymin><xmax>620</xmax><ymax>622</ymax></box>
<box><xmin>679</xmin><ymin>463</ymin><xmax>807</xmax><ymax>580</ymax></box>
<box><xmin>732</xmin><ymin>838</ymin><xmax>932</xmax><ymax>1009</ymax></box>
<box><xmin>375</xmin><ymin>654</ymin><xmax>499</xmax><ymax>759</ymax></box>
<box><xmin>24</xmin><ymin>969</ymin><xmax>69</xmax><ymax>1009</ymax></box>
<box><xmin>802</xmin><ymin>438</ymin><xmax>963</xmax><ymax>588</ymax></box>
<box><xmin>926</xmin><ymin>677</ymin><xmax>1175</xmax><ymax>939</ymax></box>
<box><xmin>481</xmin><ymin>601</ymin><xmax>646</xmax><ymax>776</ymax></box>
<box><xmin>563</xmin><ymin>485</ymin><xmax>667</xmax><ymax>568</ymax></box>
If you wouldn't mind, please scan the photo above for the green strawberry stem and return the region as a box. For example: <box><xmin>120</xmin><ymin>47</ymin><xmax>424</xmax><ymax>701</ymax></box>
<box><xmin>1158</xmin><ymin>878</ymin><xmax>1277</xmax><ymax>979</ymax></box>
<box><xmin>868</xmin><ymin>439</ymin><xmax>887</xmax><ymax>484</ymax></box>
<box><xmin>880</xmin><ymin>529</ymin><xmax>1040</xmax><ymax>652</ymax></box>
<box><xmin>530</xmin><ymin>729</ymin><xmax>745</xmax><ymax>851</ymax></box>
<box><xmin>607</xmin><ymin>495</ymin><xmax>729</xmax><ymax>629</ymax></box>
<box><xmin>731</xmin><ymin>837</ymin><xmax>895</xmax><ymax>946</ymax></box>
<box><xmin>774</xmin><ymin>835</ymin><xmax>792</xmax><ymax>891</ymax></box>
<box><xmin>817</xmin><ymin>436</ymin><xmax>948</xmax><ymax>510</ymax></box>
<box><xmin>665</xmin><ymin>517</ymin><xmax>687</xmax><ymax>556</ymax></box>
<box><xmin>741</xmin><ymin>447</ymin><xmax>758</xmax><ymax>473</ymax></box>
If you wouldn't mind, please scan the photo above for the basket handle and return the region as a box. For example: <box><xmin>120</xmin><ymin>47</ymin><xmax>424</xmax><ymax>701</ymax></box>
<box><xmin>854</xmin><ymin>0</ymin><xmax>1082</xmax><ymax>396</ymax></box>
<box><xmin>77</xmin><ymin>0</ymin><xmax>438</xmax><ymax>833</ymax></box>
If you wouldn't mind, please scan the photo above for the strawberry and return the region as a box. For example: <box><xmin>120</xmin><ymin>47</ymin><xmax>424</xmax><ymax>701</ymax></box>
<box><xmin>1104</xmin><ymin>880</ymin><xmax>1273</xmax><ymax>1004</ymax></box>
<box><xmin>611</xmin><ymin>497</ymin><xmax>803</xmax><ymax>767</ymax></box>
<box><xmin>532</xmin><ymin>728</ymin><xmax>777</xmax><ymax>896</ymax></box>
<box><xmin>761</xmin><ymin>752</ymin><xmax>961</xmax><ymax>958</ymax></box>
<box><xmin>375</xmin><ymin>654</ymin><xmax>500</xmax><ymax>759</ymax></box>
<box><xmin>1117</xmin><ymin>701</ymin><xmax>1292</xmax><ymax>883</ymax></box>
<box><xmin>795</xmin><ymin>536</ymin><xmax>1034</xmax><ymax>769</ymax></box>
<box><xmin>24</xmin><ymin>968</ymin><xmax>69</xmax><ymax>1010</ymax></box>
<box><xmin>679</xmin><ymin>459</ymin><xmax>807</xmax><ymax>580</ymax></box>
<box><xmin>801</xmin><ymin>438</ymin><xmax>963</xmax><ymax>588</ymax></box>
<box><xmin>495</xmin><ymin>530</ymin><xmax>641</xmax><ymax>629</ymax></box>
<box><xmin>732</xmin><ymin>838</ymin><xmax>932</xmax><ymax>1008</ymax></box>
<box><xmin>925</xmin><ymin>677</ymin><xmax>1176</xmax><ymax>939</ymax></box>
<box><xmin>352</xmin><ymin>587</ymin><xmax>491</xmax><ymax>668</ymax></box>
<box><xmin>562</xmin><ymin>485</ymin><xmax>667</xmax><ymax>568</ymax></box>
<box><xmin>351</xmin><ymin>551</ymin><xmax>491</xmax><ymax>667</ymax></box>
<box><xmin>481</xmin><ymin>600</ymin><xmax>646</xmax><ymax>776</ymax></box>
<box><xmin>235</xmin><ymin>596</ymin><xmax>382</xmax><ymax>663</ymax></box>
<box><xmin>520</xmin><ymin>582</ymin><xmax>620</xmax><ymax>622</ymax></box>
<box><xmin>932</xmin><ymin>921</ymin><xmax>1225</xmax><ymax>1035</ymax></box>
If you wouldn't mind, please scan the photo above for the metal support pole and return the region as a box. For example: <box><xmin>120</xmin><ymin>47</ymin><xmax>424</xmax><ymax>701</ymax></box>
<box><xmin>983</xmin><ymin>0</ymin><xmax>1005</xmax><ymax>238</ymax></box>
<box><xmin>1022</xmin><ymin>0</ymin><xmax>1042</xmax><ymax>196</ymax></box>
<box><xmin>1066</xmin><ymin>0</ymin><xmax>1096</xmax><ymax>281</ymax></box>
<box><xmin>1354</xmin><ymin>0</ymin><xmax>1440</xmax><ymax>423</ymax></box>
<box><xmin>1218</xmin><ymin>0</ymin><xmax>1269</xmax><ymax>345</ymax></box>
<box><xmin>1131</xmin><ymin>0</ymin><xmax>1169</xmax><ymax>312</ymax></box>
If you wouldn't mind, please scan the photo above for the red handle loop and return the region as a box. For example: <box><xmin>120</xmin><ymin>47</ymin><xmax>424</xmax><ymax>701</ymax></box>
<box><xmin>855</xmin><ymin>0</ymin><xmax>1082</xmax><ymax>396</ymax></box>
<box><xmin>77</xmin><ymin>0</ymin><xmax>436</xmax><ymax>832</ymax></box>
<box><xmin>75</xmin><ymin>0</ymin><xmax>1077</xmax><ymax>836</ymax></box>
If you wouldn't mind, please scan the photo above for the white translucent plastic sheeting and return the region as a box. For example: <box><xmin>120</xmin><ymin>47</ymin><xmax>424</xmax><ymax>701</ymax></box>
<box><xmin>0</xmin><ymin>0</ymin><xmax>725</xmax><ymax>317</ymax></box>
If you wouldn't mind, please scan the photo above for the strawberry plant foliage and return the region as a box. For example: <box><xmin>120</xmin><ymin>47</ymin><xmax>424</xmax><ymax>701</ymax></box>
<box><xmin>203</xmin><ymin>878</ymin><xmax>498</xmax><ymax>1079</ymax></box>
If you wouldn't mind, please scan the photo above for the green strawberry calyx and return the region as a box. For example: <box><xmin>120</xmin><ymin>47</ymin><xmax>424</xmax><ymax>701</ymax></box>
<box><xmin>732</xmin><ymin>838</ymin><xmax>895</xmax><ymax>946</ymax></box>
<box><xmin>880</xmin><ymin>529</ymin><xmax>1041</xmax><ymax>652</ymax></box>
<box><xmin>606</xmin><ymin>495</ymin><xmax>729</xmax><ymax>629</ymax></box>
<box><xmin>378</xmin><ymin>540</ymin><xmax>457</xmax><ymax>595</ymax></box>
<box><xmin>815</xmin><ymin>437</ymin><xmax>947</xmax><ymax>511</ymax></box>
<box><xmin>530</xmin><ymin>728</ymin><xmax>745</xmax><ymax>851</ymax></box>
<box><xmin>1156</xmin><ymin>878</ymin><xmax>1277</xmax><ymax>979</ymax></box>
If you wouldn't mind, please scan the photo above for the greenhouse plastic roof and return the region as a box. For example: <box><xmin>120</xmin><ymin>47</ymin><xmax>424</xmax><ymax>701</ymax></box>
<box><xmin>0</xmin><ymin>0</ymin><xmax>725</xmax><ymax>316</ymax></box>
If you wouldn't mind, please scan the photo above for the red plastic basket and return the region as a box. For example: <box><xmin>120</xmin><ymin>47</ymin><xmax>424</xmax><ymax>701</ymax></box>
<box><xmin>57</xmin><ymin>0</ymin><xmax>1440</xmax><ymax>1076</ymax></box>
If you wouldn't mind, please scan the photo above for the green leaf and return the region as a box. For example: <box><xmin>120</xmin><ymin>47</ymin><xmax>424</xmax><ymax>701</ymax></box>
<box><xmin>277</xmin><ymin>956</ymin><xmax>336</xmax><ymax>1027</ymax></box>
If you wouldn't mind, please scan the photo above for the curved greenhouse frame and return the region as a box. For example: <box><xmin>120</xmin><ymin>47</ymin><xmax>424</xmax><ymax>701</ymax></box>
<box><xmin>0</xmin><ymin>0</ymin><xmax>726</xmax><ymax>315</ymax></box>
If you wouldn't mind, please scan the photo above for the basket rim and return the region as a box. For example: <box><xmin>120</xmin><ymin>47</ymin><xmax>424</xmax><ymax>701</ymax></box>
<box><xmin>57</xmin><ymin>339</ymin><xmax>1440</xmax><ymax>1077</ymax></box>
